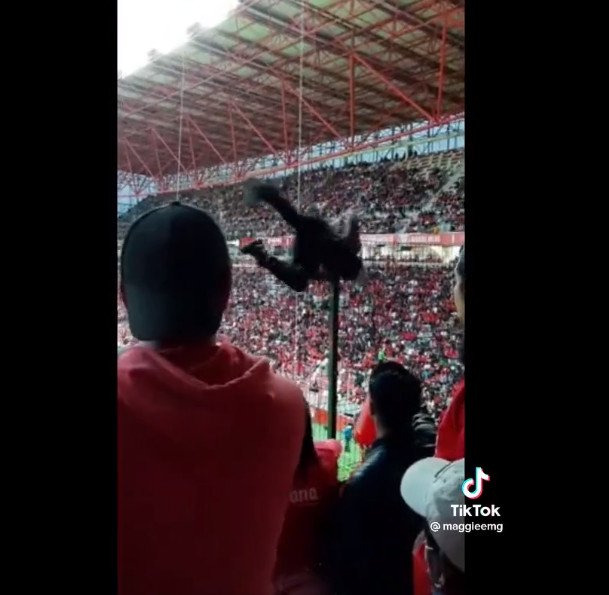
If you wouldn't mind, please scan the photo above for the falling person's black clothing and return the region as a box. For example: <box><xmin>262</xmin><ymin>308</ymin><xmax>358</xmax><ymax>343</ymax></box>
<box><xmin>241</xmin><ymin>180</ymin><xmax>362</xmax><ymax>292</ymax></box>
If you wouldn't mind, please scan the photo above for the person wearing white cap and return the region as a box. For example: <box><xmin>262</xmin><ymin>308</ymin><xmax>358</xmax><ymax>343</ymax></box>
<box><xmin>400</xmin><ymin>458</ymin><xmax>465</xmax><ymax>595</ymax></box>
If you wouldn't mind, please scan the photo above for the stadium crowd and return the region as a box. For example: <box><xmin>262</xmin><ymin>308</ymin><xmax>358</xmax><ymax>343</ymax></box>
<box><xmin>119</xmin><ymin>262</ymin><xmax>461</xmax><ymax>418</ymax></box>
<box><xmin>118</xmin><ymin>149</ymin><xmax>466</xmax><ymax>595</ymax></box>
<box><xmin>117</xmin><ymin>151</ymin><xmax>464</xmax><ymax>241</ymax></box>
<box><xmin>118</xmin><ymin>217</ymin><xmax>465</xmax><ymax>595</ymax></box>
<box><xmin>118</xmin><ymin>151</ymin><xmax>464</xmax><ymax>416</ymax></box>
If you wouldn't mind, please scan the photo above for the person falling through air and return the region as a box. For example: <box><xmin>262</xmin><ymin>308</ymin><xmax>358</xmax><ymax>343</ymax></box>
<box><xmin>240</xmin><ymin>179</ymin><xmax>363</xmax><ymax>292</ymax></box>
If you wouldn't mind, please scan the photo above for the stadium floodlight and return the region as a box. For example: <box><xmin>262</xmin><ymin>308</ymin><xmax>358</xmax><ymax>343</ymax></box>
<box><xmin>118</xmin><ymin>0</ymin><xmax>239</xmax><ymax>76</ymax></box>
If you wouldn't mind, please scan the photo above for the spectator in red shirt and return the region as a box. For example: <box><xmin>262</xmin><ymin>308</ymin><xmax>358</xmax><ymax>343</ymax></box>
<box><xmin>413</xmin><ymin>247</ymin><xmax>465</xmax><ymax>595</ymax></box>
<box><xmin>274</xmin><ymin>404</ymin><xmax>341</xmax><ymax>595</ymax></box>
<box><xmin>436</xmin><ymin>246</ymin><xmax>465</xmax><ymax>459</ymax></box>
<box><xmin>118</xmin><ymin>203</ymin><xmax>305</xmax><ymax>595</ymax></box>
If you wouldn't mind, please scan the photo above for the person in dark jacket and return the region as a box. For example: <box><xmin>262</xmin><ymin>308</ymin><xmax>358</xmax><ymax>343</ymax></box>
<box><xmin>329</xmin><ymin>362</ymin><xmax>436</xmax><ymax>595</ymax></box>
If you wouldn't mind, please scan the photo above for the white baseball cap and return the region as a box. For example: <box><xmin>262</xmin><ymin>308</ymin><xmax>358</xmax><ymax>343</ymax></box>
<box><xmin>400</xmin><ymin>457</ymin><xmax>465</xmax><ymax>572</ymax></box>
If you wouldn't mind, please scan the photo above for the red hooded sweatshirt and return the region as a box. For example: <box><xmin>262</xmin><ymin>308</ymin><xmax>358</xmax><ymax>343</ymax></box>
<box><xmin>118</xmin><ymin>341</ymin><xmax>305</xmax><ymax>595</ymax></box>
<box><xmin>435</xmin><ymin>379</ymin><xmax>465</xmax><ymax>460</ymax></box>
<box><xmin>274</xmin><ymin>439</ymin><xmax>342</xmax><ymax>579</ymax></box>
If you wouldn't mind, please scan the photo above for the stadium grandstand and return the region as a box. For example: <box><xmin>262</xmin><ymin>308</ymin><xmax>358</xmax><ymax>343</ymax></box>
<box><xmin>118</xmin><ymin>0</ymin><xmax>465</xmax><ymax>479</ymax></box>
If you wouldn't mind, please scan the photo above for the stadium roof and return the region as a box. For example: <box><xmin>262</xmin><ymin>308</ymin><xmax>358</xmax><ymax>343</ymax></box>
<box><xmin>118</xmin><ymin>0</ymin><xmax>464</xmax><ymax>188</ymax></box>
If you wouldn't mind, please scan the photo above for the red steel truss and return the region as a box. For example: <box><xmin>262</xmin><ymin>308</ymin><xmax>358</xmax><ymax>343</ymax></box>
<box><xmin>117</xmin><ymin>0</ymin><xmax>464</xmax><ymax>197</ymax></box>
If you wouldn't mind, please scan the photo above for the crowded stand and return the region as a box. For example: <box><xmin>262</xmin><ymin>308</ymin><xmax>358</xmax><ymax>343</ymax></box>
<box><xmin>118</xmin><ymin>260</ymin><xmax>462</xmax><ymax>420</ymax></box>
<box><xmin>118</xmin><ymin>229</ymin><xmax>466</xmax><ymax>595</ymax></box>
<box><xmin>227</xmin><ymin>261</ymin><xmax>462</xmax><ymax>420</ymax></box>
<box><xmin>117</xmin><ymin>149</ymin><xmax>463</xmax><ymax>241</ymax></box>
<box><xmin>118</xmin><ymin>150</ymin><xmax>464</xmax><ymax>417</ymax></box>
<box><xmin>116</xmin><ymin>0</ymin><xmax>470</xmax><ymax>586</ymax></box>
<box><xmin>416</xmin><ymin>175</ymin><xmax>465</xmax><ymax>232</ymax></box>
<box><xmin>118</xmin><ymin>157</ymin><xmax>466</xmax><ymax>595</ymax></box>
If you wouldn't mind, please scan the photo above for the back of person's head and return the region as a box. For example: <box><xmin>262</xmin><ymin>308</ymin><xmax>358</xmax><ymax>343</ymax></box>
<box><xmin>370</xmin><ymin>360</ymin><xmax>410</xmax><ymax>381</ymax></box>
<box><xmin>120</xmin><ymin>202</ymin><xmax>231</xmax><ymax>342</ymax></box>
<box><xmin>369</xmin><ymin>363</ymin><xmax>421</xmax><ymax>436</ymax></box>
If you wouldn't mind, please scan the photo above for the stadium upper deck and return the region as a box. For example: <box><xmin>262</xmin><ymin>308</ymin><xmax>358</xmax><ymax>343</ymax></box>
<box><xmin>118</xmin><ymin>0</ymin><xmax>464</xmax><ymax>196</ymax></box>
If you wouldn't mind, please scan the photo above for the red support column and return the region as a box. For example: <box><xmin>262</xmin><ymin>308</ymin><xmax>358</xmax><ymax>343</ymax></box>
<box><xmin>280</xmin><ymin>79</ymin><xmax>291</xmax><ymax>164</ymax></box>
<box><xmin>349</xmin><ymin>53</ymin><xmax>356</xmax><ymax>144</ymax></box>
<box><xmin>352</xmin><ymin>53</ymin><xmax>434</xmax><ymax>122</ymax></box>
<box><xmin>122</xmin><ymin>144</ymin><xmax>135</xmax><ymax>178</ymax></box>
<box><xmin>228</xmin><ymin>105</ymin><xmax>238</xmax><ymax>163</ymax></box>
<box><xmin>152</xmin><ymin>128</ymin><xmax>184</xmax><ymax>174</ymax></box>
<box><xmin>187</xmin><ymin>116</ymin><xmax>228</xmax><ymax>165</ymax></box>
<box><xmin>149</xmin><ymin>132</ymin><xmax>164</xmax><ymax>178</ymax></box>
<box><xmin>436</xmin><ymin>12</ymin><xmax>448</xmax><ymax>120</ymax></box>
<box><xmin>284</xmin><ymin>80</ymin><xmax>343</xmax><ymax>139</ymax></box>
<box><xmin>186</xmin><ymin>121</ymin><xmax>202</xmax><ymax>187</ymax></box>
<box><xmin>123</xmin><ymin>139</ymin><xmax>157</xmax><ymax>180</ymax></box>
<box><xmin>187</xmin><ymin>121</ymin><xmax>197</xmax><ymax>171</ymax></box>
<box><xmin>231</xmin><ymin>101</ymin><xmax>278</xmax><ymax>154</ymax></box>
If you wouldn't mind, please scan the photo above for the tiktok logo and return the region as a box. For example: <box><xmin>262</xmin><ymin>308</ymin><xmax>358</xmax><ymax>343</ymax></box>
<box><xmin>461</xmin><ymin>467</ymin><xmax>490</xmax><ymax>499</ymax></box>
